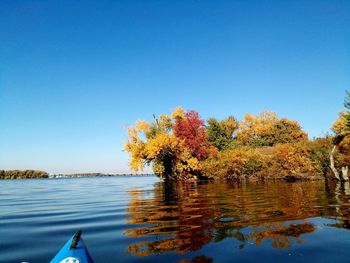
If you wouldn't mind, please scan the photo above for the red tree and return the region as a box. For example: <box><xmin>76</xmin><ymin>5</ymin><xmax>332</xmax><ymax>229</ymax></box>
<box><xmin>174</xmin><ymin>110</ymin><xmax>209</xmax><ymax>160</ymax></box>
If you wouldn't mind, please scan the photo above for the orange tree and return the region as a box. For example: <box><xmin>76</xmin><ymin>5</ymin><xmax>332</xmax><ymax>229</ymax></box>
<box><xmin>263</xmin><ymin>143</ymin><xmax>321</xmax><ymax>179</ymax></box>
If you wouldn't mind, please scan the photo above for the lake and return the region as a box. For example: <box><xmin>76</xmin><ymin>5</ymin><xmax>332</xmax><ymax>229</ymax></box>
<box><xmin>1</xmin><ymin>176</ymin><xmax>350</xmax><ymax>263</ymax></box>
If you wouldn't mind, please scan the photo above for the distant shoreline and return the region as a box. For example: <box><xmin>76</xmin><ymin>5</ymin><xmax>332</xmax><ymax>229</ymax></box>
<box><xmin>0</xmin><ymin>170</ymin><xmax>154</xmax><ymax>180</ymax></box>
<box><xmin>50</xmin><ymin>173</ymin><xmax>154</xmax><ymax>178</ymax></box>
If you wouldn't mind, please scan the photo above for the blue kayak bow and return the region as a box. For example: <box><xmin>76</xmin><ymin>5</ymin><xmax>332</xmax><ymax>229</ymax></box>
<box><xmin>50</xmin><ymin>230</ymin><xmax>93</xmax><ymax>263</ymax></box>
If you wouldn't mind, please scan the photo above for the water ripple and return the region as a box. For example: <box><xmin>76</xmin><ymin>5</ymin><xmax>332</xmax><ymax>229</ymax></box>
<box><xmin>2</xmin><ymin>177</ymin><xmax>350</xmax><ymax>263</ymax></box>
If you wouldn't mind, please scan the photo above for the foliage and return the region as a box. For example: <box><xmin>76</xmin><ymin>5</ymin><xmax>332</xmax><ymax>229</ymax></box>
<box><xmin>272</xmin><ymin>118</ymin><xmax>308</xmax><ymax>144</ymax></box>
<box><xmin>263</xmin><ymin>144</ymin><xmax>320</xmax><ymax>178</ymax></box>
<box><xmin>338</xmin><ymin>136</ymin><xmax>350</xmax><ymax>166</ymax></box>
<box><xmin>125</xmin><ymin>107</ymin><xmax>336</xmax><ymax>181</ymax></box>
<box><xmin>201</xmin><ymin>148</ymin><xmax>267</xmax><ymax>180</ymax></box>
<box><xmin>146</xmin><ymin>133</ymin><xmax>201</xmax><ymax>178</ymax></box>
<box><xmin>332</xmin><ymin>92</ymin><xmax>350</xmax><ymax>168</ymax></box>
<box><xmin>0</xmin><ymin>170</ymin><xmax>49</xmax><ymax>179</ymax></box>
<box><xmin>206</xmin><ymin>116</ymin><xmax>238</xmax><ymax>151</ymax></box>
<box><xmin>331</xmin><ymin>91</ymin><xmax>350</xmax><ymax>167</ymax></box>
<box><xmin>173</xmin><ymin>110</ymin><xmax>210</xmax><ymax>160</ymax></box>
<box><xmin>124</xmin><ymin>108</ymin><xmax>204</xmax><ymax>180</ymax></box>
<box><xmin>236</xmin><ymin>112</ymin><xmax>307</xmax><ymax>147</ymax></box>
<box><xmin>333</xmin><ymin>91</ymin><xmax>350</xmax><ymax>142</ymax></box>
<box><xmin>236</xmin><ymin>111</ymin><xmax>277</xmax><ymax>146</ymax></box>
<box><xmin>332</xmin><ymin>111</ymin><xmax>350</xmax><ymax>138</ymax></box>
<box><xmin>200</xmin><ymin>143</ymin><xmax>321</xmax><ymax>180</ymax></box>
<box><xmin>304</xmin><ymin>137</ymin><xmax>334</xmax><ymax>176</ymax></box>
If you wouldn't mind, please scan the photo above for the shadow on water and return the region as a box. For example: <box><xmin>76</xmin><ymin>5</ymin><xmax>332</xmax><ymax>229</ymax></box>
<box><xmin>125</xmin><ymin>179</ymin><xmax>350</xmax><ymax>257</ymax></box>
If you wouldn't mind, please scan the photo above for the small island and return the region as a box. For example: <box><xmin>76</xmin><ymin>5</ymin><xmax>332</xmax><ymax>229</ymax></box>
<box><xmin>125</xmin><ymin>92</ymin><xmax>350</xmax><ymax>182</ymax></box>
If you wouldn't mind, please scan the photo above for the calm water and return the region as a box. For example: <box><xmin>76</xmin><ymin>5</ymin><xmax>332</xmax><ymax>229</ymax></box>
<box><xmin>1</xmin><ymin>176</ymin><xmax>350</xmax><ymax>263</ymax></box>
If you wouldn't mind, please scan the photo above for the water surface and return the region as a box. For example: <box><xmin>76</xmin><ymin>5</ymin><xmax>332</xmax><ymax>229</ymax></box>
<box><xmin>1</xmin><ymin>176</ymin><xmax>350</xmax><ymax>262</ymax></box>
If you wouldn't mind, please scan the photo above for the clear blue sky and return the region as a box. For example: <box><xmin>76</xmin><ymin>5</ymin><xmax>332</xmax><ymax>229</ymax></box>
<box><xmin>0</xmin><ymin>0</ymin><xmax>349</xmax><ymax>174</ymax></box>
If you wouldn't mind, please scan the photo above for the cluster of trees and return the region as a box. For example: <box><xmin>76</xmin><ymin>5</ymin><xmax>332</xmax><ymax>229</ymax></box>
<box><xmin>0</xmin><ymin>170</ymin><xmax>49</xmax><ymax>179</ymax></box>
<box><xmin>125</xmin><ymin>92</ymin><xmax>350</xmax><ymax>181</ymax></box>
<box><xmin>332</xmin><ymin>91</ymin><xmax>350</xmax><ymax>167</ymax></box>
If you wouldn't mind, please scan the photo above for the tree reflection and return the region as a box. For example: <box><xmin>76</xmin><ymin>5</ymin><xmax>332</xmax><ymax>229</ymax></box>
<box><xmin>249</xmin><ymin>222</ymin><xmax>315</xmax><ymax>249</ymax></box>
<box><xmin>326</xmin><ymin>181</ymin><xmax>350</xmax><ymax>230</ymax></box>
<box><xmin>125</xmin><ymin>180</ymin><xmax>346</xmax><ymax>256</ymax></box>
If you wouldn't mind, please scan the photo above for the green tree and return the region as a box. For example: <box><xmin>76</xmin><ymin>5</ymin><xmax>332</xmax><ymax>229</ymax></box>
<box><xmin>206</xmin><ymin>116</ymin><xmax>238</xmax><ymax>151</ymax></box>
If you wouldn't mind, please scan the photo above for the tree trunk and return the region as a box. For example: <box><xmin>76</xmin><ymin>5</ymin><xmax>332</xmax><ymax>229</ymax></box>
<box><xmin>330</xmin><ymin>146</ymin><xmax>341</xmax><ymax>181</ymax></box>
<box><xmin>330</xmin><ymin>146</ymin><xmax>349</xmax><ymax>181</ymax></box>
<box><xmin>342</xmin><ymin>166</ymin><xmax>349</xmax><ymax>181</ymax></box>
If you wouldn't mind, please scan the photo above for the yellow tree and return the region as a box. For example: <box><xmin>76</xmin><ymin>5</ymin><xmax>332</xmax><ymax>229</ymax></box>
<box><xmin>237</xmin><ymin>111</ymin><xmax>307</xmax><ymax>146</ymax></box>
<box><xmin>332</xmin><ymin>111</ymin><xmax>350</xmax><ymax>166</ymax></box>
<box><xmin>264</xmin><ymin>144</ymin><xmax>320</xmax><ymax>178</ymax></box>
<box><xmin>331</xmin><ymin>111</ymin><xmax>350</xmax><ymax>179</ymax></box>
<box><xmin>124</xmin><ymin>107</ymin><xmax>201</xmax><ymax>180</ymax></box>
<box><xmin>332</xmin><ymin>111</ymin><xmax>350</xmax><ymax>138</ymax></box>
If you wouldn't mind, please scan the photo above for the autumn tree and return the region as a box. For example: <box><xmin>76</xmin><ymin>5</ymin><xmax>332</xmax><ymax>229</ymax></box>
<box><xmin>305</xmin><ymin>137</ymin><xmax>334</xmax><ymax>176</ymax></box>
<box><xmin>201</xmin><ymin>147</ymin><xmax>267</xmax><ymax>180</ymax></box>
<box><xmin>332</xmin><ymin>91</ymin><xmax>350</xmax><ymax>139</ymax></box>
<box><xmin>125</xmin><ymin>107</ymin><xmax>202</xmax><ymax>180</ymax></box>
<box><xmin>330</xmin><ymin>91</ymin><xmax>350</xmax><ymax>180</ymax></box>
<box><xmin>264</xmin><ymin>144</ymin><xmax>320</xmax><ymax>179</ymax></box>
<box><xmin>271</xmin><ymin>118</ymin><xmax>308</xmax><ymax>144</ymax></box>
<box><xmin>332</xmin><ymin>111</ymin><xmax>350</xmax><ymax>139</ymax></box>
<box><xmin>206</xmin><ymin>116</ymin><xmax>238</xmax><ymax>151</ymax></box>
<box><xmin>173</xmin><ymin>110</ymin><xmax>210</xmax><ymax>160</ymax></box>
<box><xmin>237</xmin><ymin>111</ymin><xmax>307</xmax><ymax>146</ymax></box>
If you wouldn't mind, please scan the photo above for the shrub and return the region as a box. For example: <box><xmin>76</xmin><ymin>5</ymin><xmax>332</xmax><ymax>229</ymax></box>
<box><xmin>263</xmin><ymin>144</ymin><xmax>320</xmax><ymax>178</ymax></box>
<box><xmin>201</xmin><ymin>148</ymin><xmax>267</xmax><ymax>180</ymax></box>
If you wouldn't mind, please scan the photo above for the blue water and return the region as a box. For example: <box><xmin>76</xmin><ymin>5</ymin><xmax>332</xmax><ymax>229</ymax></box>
<box><xmin>1</xmin><ymin>176</ymin><xmax>350</xmax><ymax>262</ymax></box>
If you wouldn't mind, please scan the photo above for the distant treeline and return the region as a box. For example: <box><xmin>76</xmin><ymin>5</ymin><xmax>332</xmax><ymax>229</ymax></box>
<box><xmin>0</xmin><ymin>171</ymin><xmax>154</xmax><ymax>180</ymax></box>
<box><xmin>0</xmin><ymin>170</ymin><xmax>49</xmax><ymax>179</ymax></box>
<box><xmin>53</xmin><ymin>173</ymin><xmax>153</xmax><ymax>178</ymax></box>
<box><xmin>57</xmin><ymin>173</ymin><xmax>107</xmax><ymax>177</ymax></box>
